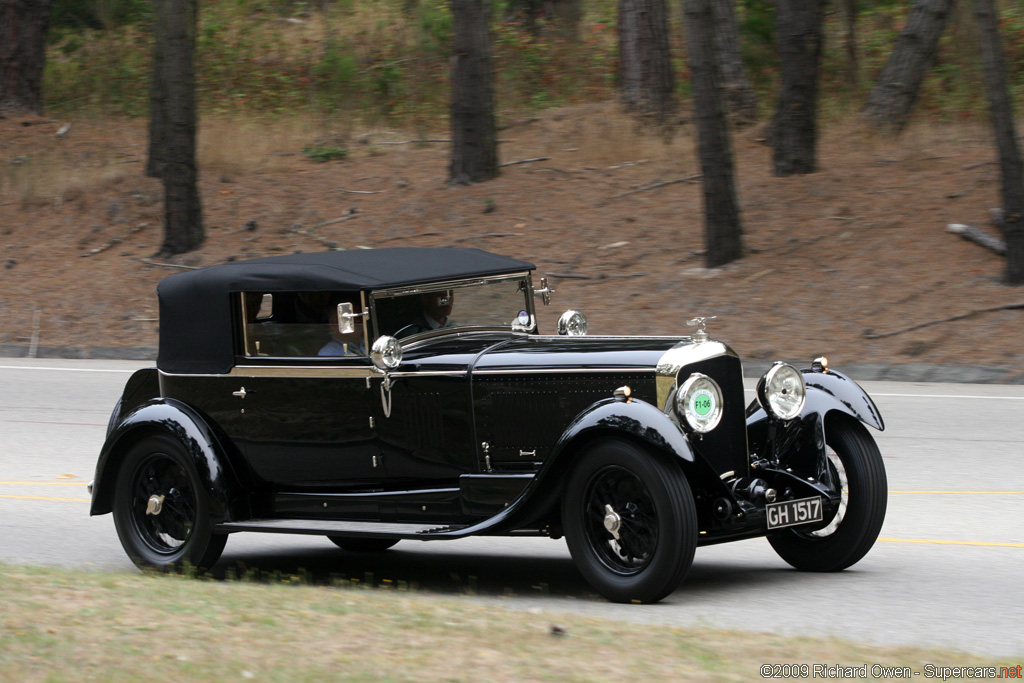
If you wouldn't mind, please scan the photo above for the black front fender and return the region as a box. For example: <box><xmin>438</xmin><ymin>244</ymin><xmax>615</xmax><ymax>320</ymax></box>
<box><xmin>746</xmin><ymin>368</ymin><xmax>883</xmax><ymax>470</ymax></box>
<box><xmin>90</xmin><ymin>399</ymin><xmax>240</xmax><ymax>523</ymax></box>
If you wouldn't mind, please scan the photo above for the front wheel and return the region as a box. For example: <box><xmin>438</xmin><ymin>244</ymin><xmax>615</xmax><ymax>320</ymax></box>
<box><xmin>112</xmin><ymin>435</ymin><xmax>226</xmax><ymax>572</ymax></box>
<box><xmin>562</xmin><ymin>439</ymin><xmax>697</xmax><ymax>604</ymax></box>
<box><xmin>768</xmin><ymin>417</ymin><xmax>887</xmax><ymax>572</ymax></box>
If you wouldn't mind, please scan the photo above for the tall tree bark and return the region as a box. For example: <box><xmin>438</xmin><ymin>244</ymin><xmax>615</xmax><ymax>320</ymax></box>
<box><xmin>842</xmin><ymin>0</ymin><xmax>858</xmax><ymax>88</ymax></box>
<box><xmin>618</xmin><ymin>0</ymin><xmax>675</xmax><ymax>125</ymax></box>
<box><xmin>862</xmin><ymin>0</ymin><xmax>956</xmax><ymax>134</ymax></box>
<box><xmin>684</xmin><ymin>0</ymin><xmax>743</xmax><ymax>268</ymax></box>
<box><xmin>449</xmin><ymin>0</ymin><xmax>498</xmax><ymax>185</ymax></box>
<box><xmin>974</xmin><ymin>0</ymin><xmax>1024</xmax><ymax>285</ymax></box>
<box><xmin>147</xmin><ymin>0</ymin><xmax>203</xmax><ymax>256</ymax></box>
<box><xmin>0</xmin><ymin>0</ymin><xmax>54</xmax><ymax>115</ymax></box>
<box><xmin>712</xmin><ymin>0</ymin><xmax>757</xmax><ymax>124</ymax></box>
<box><xmin>772</xmin><ymin>0</ymin><xmax>824</xmax><ymax>177</ymax></box>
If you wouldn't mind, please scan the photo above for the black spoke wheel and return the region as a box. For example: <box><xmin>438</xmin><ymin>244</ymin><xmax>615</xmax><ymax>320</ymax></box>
<box><xmin>768</xmin><ymin>417</ymin><xmax>887</xmax><ymax>572</ymax></box>
<box><xmin>113</xmin><ymin>435</ymin><xmax>226</xmax><ymax>572</ymax></box>
<box><xmin>562</xmin><ymin>439</ymin><xmax>696</xmax><ymax>604</ymax></box>
<box><xmin>328</xmin><ymin>537</ymin><xmax>400</xmax><ymax>553</ymax></box>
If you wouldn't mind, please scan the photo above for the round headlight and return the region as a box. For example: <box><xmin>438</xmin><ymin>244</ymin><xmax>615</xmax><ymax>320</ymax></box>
<box><xmin>675</xmin><ymin>373</ymin><xmax>723</xmax><ymax>433</ymax></box>
<box><xmin>557</xmin><ymin>310</ymin><xmax>588</xmax><ymax>336</ymax></box>
<box><xmin>758</xmin><ymin>362</ymin><xmax>806</xmax><ymax>421</ymax></box>
<box><xmin>370</xmin><ymin>335</ymin><xmax>403</xmax><ymax>370</ymax></box>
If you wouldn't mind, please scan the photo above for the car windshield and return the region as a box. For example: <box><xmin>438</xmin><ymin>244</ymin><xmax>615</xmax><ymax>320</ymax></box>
<box><xmin>371</xmin><ymin>275</ymin><xmax>534</xmax><ymax>340</ymax></box>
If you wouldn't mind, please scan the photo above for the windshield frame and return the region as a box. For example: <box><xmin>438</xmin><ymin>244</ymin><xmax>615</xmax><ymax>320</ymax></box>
<box><xmin>367</xmin><ymin>271</ymin><xmax>537</xmax><ymax>344</ymax></box>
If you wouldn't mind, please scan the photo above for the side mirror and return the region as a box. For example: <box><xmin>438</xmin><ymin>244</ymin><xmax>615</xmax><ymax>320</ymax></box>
<box><xmin>337</xmin><ymin>302</ymin><xmax>355</xmax><ymax>335</ymax></box>
<box><xmin>371</xmin><ymin>336</ymin><xmax>403</xmax><ymax>370</ymax></box>
<box><xmin>534</xmin><ymin>277</ymin><xmax>554</xmax><ymax>306</ymax></box>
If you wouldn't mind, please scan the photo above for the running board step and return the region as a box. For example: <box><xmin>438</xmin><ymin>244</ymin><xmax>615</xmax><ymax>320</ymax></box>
<box><xmin>216</xmin><ymin>518</ymin><xmax>464</xmax><ymax>538</ymax></box>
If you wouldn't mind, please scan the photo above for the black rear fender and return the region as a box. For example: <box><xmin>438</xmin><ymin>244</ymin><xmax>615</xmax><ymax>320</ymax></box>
<box><xmin>90</xmin><ymin>399</ymin><xmax>244</xmax><ymax>522</ymax></box>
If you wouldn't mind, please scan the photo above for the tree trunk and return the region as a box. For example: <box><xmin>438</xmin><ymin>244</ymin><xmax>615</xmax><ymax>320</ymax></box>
<box><xmin>618</xmin><ymin>0</ymin><xmax>675</xmax><ymax>125</ymax></box>
<box><xmin>449</xmin><ymin>0</ymin><xmax>498</xmax><ymax>185</ymax></box>
<box><xmin>974</xmin><ymin>0</ymin><xmax>1024</xmax><ymax>285</ymax></box>
<box><xmin>862</xmin><ymin>0</ymin><xmax>956</xmax><ymax>134</ymax></box>
<box><xmin>147</xmin><ymin>0</ymin><xmax>203</xmax><ymax>256</ymax></box>
<box><xmin>712</xmin><ymin>0</ymin><xmax>757</xmax><ymax>124</ymax></box>
<box><xmin>842</xmin><ymin>0</ymin><xmax>858</xmax><ymax>88</ymax></box>
<box><xmin>683</xmin><ymin>0</ymin><xmax>743</xmax><ymax>268</ymax></box>
<box><xmin>772</xmin><ymin>0</ymin><xmax>824</xmax><ymax>177</ymax></box>
<box><xmin>0</xmin><ymin>0</ymin><xmax>54</xmax><ymax>115</ymax></box>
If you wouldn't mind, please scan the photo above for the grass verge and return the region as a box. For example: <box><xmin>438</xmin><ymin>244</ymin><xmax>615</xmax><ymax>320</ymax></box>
<box><xmin>0</xmin><ymin>563</ymin><xmax>1010</xmax><ymax>682</ymax></box>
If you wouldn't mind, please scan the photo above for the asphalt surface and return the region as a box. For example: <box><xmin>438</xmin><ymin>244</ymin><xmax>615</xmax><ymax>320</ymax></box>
<box><xmin>1</xmin><ymin>358</ymin><xmax>1022</xmax><ymax>658</ymax></box>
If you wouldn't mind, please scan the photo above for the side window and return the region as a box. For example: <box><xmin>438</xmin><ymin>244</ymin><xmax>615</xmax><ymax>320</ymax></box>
<box><xmin>240</xmin><ymin>292</ymin><xmax>367</xmax><ymax>358</ymax></box>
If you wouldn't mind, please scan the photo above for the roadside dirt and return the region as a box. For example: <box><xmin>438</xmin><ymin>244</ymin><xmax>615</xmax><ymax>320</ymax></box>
<box><xmin>2</xmin><ymin>103</ymin><xmax>1021</xmax><ymax>378</ymax></box>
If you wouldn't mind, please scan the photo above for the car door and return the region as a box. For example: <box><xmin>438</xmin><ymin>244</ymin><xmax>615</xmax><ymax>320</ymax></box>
<box><xmin>233</xmin><ymin>291</ymin><xmax>383</xmax><ymax>491</ymax></box>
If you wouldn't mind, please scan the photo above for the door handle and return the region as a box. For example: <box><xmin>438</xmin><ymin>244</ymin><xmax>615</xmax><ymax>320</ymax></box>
<box><xmin>232</xmin><ymin>387</ymin><xmax>247</xmax><ymax>399</ymax></box>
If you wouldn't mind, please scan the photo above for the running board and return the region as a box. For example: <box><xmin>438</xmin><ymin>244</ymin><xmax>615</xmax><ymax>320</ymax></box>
<box><xmin>216</xmin><ymin>518</ymin><xmax>465</xmax><ymax>538</ymax></box>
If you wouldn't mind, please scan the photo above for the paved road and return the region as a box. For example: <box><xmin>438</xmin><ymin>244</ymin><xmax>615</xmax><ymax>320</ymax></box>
<box><xmin>2</xmin><ymin>359</ymin><xmax>1022</xmax><ymax>657</ymax></box>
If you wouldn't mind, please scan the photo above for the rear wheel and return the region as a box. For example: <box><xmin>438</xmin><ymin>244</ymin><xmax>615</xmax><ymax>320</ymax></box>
<box><xmin>328</xmin><ymin>537</ymin><xmax>399</xmax><ymax>552</ymax></box>
<box><xmin>113</xmin><ymin>435</ymin><xmax>226</xmax><ymax>572</ymax></box>
<box><xmin>768</xmin><ymin>417</ymin><xmax>887</xmax><ymax>571</ymax></box>
<box><xmin>562</xmin><ymin>439</ymin><xmax>696</xmax><ymax>604</ymax></box>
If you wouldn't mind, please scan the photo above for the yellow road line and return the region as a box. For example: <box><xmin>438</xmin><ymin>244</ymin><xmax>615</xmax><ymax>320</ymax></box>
<box><xmin>0</xmin><ymin>481</ymin><xmax>87</xmax><ymax>486</ymax></box>
<box><xmin>0</xmin><ymin>494</ymin><xmax>90</xmax><ymax>502</ymax></box>
<box><xmin>879</xmin><ymin>537</ymin><xmax>1024</xmax><ymax>548</ymax></box>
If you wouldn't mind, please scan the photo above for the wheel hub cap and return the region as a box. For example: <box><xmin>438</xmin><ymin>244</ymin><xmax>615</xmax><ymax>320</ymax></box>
<box><xmin>146</xmin><ymin>494</ymin><xmax>165</xmax><ymax>516</ymax></box>
<box><xmin>603</xmin><ymin>504</ymin><xmax>622</xmax><ymax>540</ymax></box>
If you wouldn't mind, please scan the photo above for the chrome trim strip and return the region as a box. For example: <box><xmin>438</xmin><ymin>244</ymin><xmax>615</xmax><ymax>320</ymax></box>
<box><xmin>228</xmin><ymin>366</ymin><xmax>376</xmax><ymax>379</ymax></box>
<box><xmin>472</xmin><ymin>367</ymin><xmax>655</xmax><ymax>376</ymax></box>
<box><xmin>388</xmin><ymin>370</ymin><xmax>468</xmax><ymax>378</ymax></box>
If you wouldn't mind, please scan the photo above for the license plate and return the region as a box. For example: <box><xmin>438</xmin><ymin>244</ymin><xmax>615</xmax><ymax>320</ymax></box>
<box><xmin>766</xmin><ymin>496</ymin><xmax>824</xmax><ymax>530</ymax></box>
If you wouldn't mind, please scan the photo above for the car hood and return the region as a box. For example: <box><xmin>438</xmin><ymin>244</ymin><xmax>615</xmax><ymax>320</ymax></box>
<box><xmin>472</xmin><ymin>335</ymin><xmax>686</xmax><ymax>373</ymax></box>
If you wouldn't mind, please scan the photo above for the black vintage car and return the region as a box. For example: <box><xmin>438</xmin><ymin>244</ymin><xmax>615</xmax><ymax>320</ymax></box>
<box><xmin>89</xmin><ymin>247</ymin><xmax>887</xmax><ymax>603</ymax></box>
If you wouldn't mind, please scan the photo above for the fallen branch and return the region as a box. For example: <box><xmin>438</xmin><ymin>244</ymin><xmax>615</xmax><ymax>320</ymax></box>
<box><xmin>312</xmin><ymin>214</ymin><xmax>361</xmax><ymax>230</ymax></box>
<box><xmin>608</xmin><ymin>174</ymin><xmax>703</xmax><ymax>201</ymax></box>
<box><xmin>864</xmin><ymin>301</ymin><xmax>1024</xmax><ymax>339</ymax></box>
<box><xmin>141</xmin><ymin>258</ymin><xmax>201</xmax><ymax>270</ymax></box>
<box><xmin>963</xmin><ymin>161</ymin><xmax>995</xmax><ymax>170</ymax></box>
<box><xmin>340</xmin><ymin>189</ymin><xmax>383</xmax><ymax>194</ymax></box>
<box><xmin>499</xmin><ymin>156</ymin><xmax>550</xmax><ymax>167</ymax></box>
<box><xmin>376</xmin><ymin>138</ymin><xmax>451</xmax><ymax>145</ymax></box>
<box><xmin>946</xmin><ymin>223</ymin><xmax>1006</xmax><ymax>256</ymax></box>
<box><xmin>81</xmin><ymin>237</ymin><xmax>121</xmax><ymax>257</ymax></box>
<box><xmin>545</xmin><ymin>271</ymin><xmax>646</xmax><ymax>280</ymax></box>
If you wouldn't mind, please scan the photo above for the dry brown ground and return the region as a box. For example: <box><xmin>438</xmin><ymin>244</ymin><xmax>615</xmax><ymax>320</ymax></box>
<box><xmin>2</xmin><ymin>103</ymin><xmax>1021</xmax><ymax>378</ymax></box>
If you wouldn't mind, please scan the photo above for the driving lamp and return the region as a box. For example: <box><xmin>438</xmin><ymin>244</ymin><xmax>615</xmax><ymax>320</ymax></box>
<box><xmin>371</xmin><ymin>336</ymin><xmax>403</xmax><ymax>370</ymax></box>
<box><xmin>557</xmin><ymin>310</ymin><xmax>588</xmax><ymax>336</ymax></box>
<box><xmin>757</xmin><ymin>362</ymin><xmax>806</xmax><ymax>421</ymax></box>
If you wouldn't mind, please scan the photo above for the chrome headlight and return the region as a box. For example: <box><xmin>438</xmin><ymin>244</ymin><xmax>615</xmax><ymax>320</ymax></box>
<box><xmin>370</xmin><ymin>335</ymin><xmax>403</xmax><ymax>370</ymax></box>
<box><xmin>757</xmin><ymin>362</ymin><xmax>806</xmax><ymax>421</ymax></box>
<box><xmin>675</xmin><ymin>373</ymin><xmax>723</xmax><ymax>433</ymax></box>
<box><xmin>556</xmin><ymin>310</ymin><xmax>588</xmax><ymax>336</ymax></box>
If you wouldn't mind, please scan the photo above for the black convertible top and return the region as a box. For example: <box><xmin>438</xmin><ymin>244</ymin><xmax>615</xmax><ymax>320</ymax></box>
<box><xmin>157</xmin><ymin>247</ymin><xmax>535</xmax><ymax>374</ymax></box>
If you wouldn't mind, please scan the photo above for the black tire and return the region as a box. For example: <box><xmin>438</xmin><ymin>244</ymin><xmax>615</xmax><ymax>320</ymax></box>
<box><xmin>768</xmin><ymin>417</ymin><xmax>887</xmax><ymax>572</ymax></box>
<box><xmin>562</xmin><ymin>439</ymin><xmax>697</xmax><ymax>604</ymax></box>
<box><xmin>328</xmin><ymin>537</ymin><xmax>400</xmax><ymax>552</ymax></box>
<box><xmin>112</xmin><ymin>434</ymin><xmax>227</xmax><ymax>572</ymax></box>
